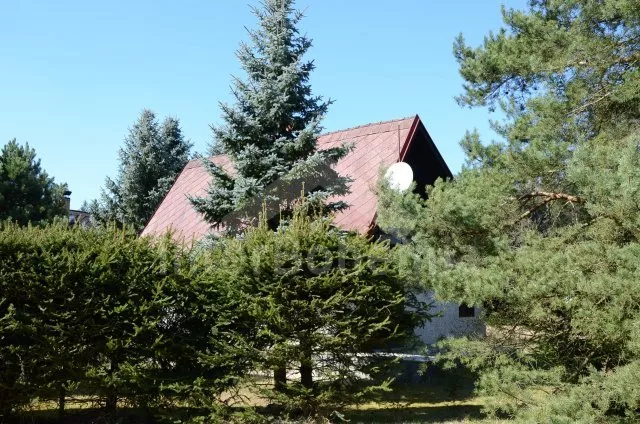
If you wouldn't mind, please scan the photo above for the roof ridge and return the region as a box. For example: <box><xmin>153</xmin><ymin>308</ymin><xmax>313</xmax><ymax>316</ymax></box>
<box><xmin>186</xmin><ymin>153</ymin><xmax>229</xmax><ymax>167</ymax></box>
<box><xmin>188</xmin><ymin>115</ymin><xmax>419</xmax><ymax>167</ymax></box>
<box><xmin>319</xmin><ymin>115</ymin><xmax>417</xmax><ymax>137</ymax></box>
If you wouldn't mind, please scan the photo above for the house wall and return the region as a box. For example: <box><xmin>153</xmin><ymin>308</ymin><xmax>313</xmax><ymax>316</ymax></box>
<box><xmin>415</xmin><ymin>291</ymin><xmax>485</xmax><ymax>345</ymax></box>
<box><xmin>374</xmin><ymin>242</ymin><xmax>485</xmax><ymax>346</ymax></box>
<box><xmin>395</xmin><ymin>123</ymin><xmax>484</xmax><ymax>345</ymax></box>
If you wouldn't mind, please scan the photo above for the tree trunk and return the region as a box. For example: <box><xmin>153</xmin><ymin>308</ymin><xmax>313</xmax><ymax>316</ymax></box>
<box><xmin>300</xmin><ymin>343</ymin><xmax>313</xmax><ymax>391</ymax></box>
<box><xmin>300</xmin><ymin>362</ymin><xmax>313</xmax><ymax>391</ymax></box>
<box><xmin>105</xmin><ymin>392</ymin><xmax>117</xmax><ymax>419</ymax></box>
<box><xmin>105</xmin><ymin>359</ymin><xmax>117</xmax><ymax>418</ymax></box>
<box><xmin>58</xmin><ymin>384</ymin><xmax>66</xmax><ymax>420</ymax></box>
<box><xmin>274</xmin><ymin>366</ymin><xmax>287</xmax><ymax>392</ymax></box>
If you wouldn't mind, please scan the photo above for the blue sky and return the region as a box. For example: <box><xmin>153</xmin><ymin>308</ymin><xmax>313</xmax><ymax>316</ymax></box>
<box><xmin>0</xmin><ymin>0</ymin><xmax>527</xmax><ymax>209</ymax></box>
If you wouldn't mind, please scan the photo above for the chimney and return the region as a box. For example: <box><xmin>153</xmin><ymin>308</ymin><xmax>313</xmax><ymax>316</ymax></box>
<box><xmin>64</xmin><ymin>190</ymin><xmax>72</xmax><ymax>214</ymax></box>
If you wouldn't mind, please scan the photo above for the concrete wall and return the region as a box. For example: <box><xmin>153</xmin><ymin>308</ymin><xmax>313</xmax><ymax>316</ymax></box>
<box><xmin>414</xmin><ymin>291</ymin><xmax>485</xmax><ymax>345</ymax></box>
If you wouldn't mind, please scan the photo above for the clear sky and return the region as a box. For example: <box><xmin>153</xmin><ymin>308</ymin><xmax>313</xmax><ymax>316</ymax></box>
<box><xmin>0</xmin><ymin>0</ymin><xmax>527</xmax><ymax>209</ymax></box>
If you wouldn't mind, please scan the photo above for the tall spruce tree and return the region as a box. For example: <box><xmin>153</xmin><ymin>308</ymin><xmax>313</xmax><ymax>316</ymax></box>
<box><xmin>89</xmin><ymin>110</ymin><xmax>191</xmax><ymax>232</ymax></box>
<box><xmin>191</xmin><ymin>0</ymin><xmax>349</xmax><ymax>232</ymax></box>
<box><xmin>378</xmin><ymin>0</ymin><xmax>640</xmax><ymax>421</ymax></box>
<box><xmin>0</xmin><ymin>139</ymin><xmax>67</xmax><ymax>225</ymax></box>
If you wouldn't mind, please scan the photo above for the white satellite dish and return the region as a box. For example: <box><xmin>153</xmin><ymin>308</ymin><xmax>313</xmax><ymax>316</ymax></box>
<box><xmin>384</xmin><ymin>162</ymin><xmax>413</xmax><ymax>191</ymax></box>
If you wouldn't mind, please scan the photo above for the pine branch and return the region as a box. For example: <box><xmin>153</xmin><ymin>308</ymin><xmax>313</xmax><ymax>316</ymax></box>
<box><xmin>570</xmin><ymin>91</ymin><xmax>613</xmax><ymax>116</ymax></box>
<box><xmin>517</xmin><ymin>191</ymin><xmax>585</xmax><ymax>220</ymax></box>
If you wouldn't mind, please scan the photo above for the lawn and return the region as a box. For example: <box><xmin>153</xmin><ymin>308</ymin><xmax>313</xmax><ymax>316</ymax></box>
<box><xmin>8</xmin><ymin>385</ymin><xmax>505</xmax><ymax>424</ymax></box>
<box><xmin>9</xmin><ymin>366</ymin><xmax>504</xmax><ymax>423</ymax></box>
<box><xmin>343</xmin><ymin>384</ymin><xmax>498</xmax><ymax>424</ymax></box>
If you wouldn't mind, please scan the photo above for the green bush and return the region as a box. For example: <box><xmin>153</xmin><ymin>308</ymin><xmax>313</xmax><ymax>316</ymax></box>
<box><xmin>0</xmin><ymin>222</ymin><xmax>248</xmax><ymax>420</ymax></box>
<box><xmin>0</xmin><ymin>205</ymin><xmax>427</xmax><ymax>421</ymax></box>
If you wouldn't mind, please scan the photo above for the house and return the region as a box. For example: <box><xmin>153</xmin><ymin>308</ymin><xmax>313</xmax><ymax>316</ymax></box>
<box><xmin>69</xmin><ymin>209</ymin><xmax>92</xmax><ymax>227</ymax></box>
<box><xmin>64</xmin><ymin>191</ymin><xmax>93</xmax><ymax>227</ymax></box>
<box><xmin>142</xmin><ymin>115</ymin><xmax>485</xmax><ymax>345</ymax></box>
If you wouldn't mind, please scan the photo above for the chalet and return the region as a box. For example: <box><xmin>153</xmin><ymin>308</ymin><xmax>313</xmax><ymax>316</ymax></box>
<box><xmin>142</xmin><ymin>115</ymin><xmax>485</xmax><ymax>345</ymax></box>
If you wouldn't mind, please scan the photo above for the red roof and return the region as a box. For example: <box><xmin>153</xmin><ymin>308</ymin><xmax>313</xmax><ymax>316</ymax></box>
<box><xmin>142</xmin><ymin>115</ymin><xmax>423</xmax><ymax>242</ymax></box>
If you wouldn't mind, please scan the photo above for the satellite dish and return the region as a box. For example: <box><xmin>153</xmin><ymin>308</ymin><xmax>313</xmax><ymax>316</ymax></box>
<box><xmin>384</xmin><ymin>162</ymin><xmax>413</xmax><ymax>191</ymax></box>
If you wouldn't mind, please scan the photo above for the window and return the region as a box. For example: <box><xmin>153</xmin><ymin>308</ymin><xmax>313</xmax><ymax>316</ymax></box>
<box><xmin>459</xmin><ymin>304</ymin><xmax>475</xmax><ymax>318</ymax></box>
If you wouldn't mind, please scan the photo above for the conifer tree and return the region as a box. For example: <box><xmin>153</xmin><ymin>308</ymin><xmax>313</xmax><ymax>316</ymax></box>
<box><xmin>191</xmin><ymin>0</ymin><xmax>349</xmax><ymax>232</ymax></box>
<box><xmin>216</xmin><ymin>199</ymin><xmax>429</xmax><ymax>416</ymax></box>
<box><xmin>89</xmin><ymin>110</ymin><xmax>191</xmax><ymax>232</ymax></box>
<box><xmin>0</xmin><ymin>223</ymin><xmax>249</xmax><ymax>420</ymax></box>
<box><xmin>378</xmin><ymin>1</ymin><xmax>640</xmax><ymax>421</ymax></box>
<box><xmin>0</xmin><ymin>139</ymin><xmax>67</xmax><ymax>225</ymax></box>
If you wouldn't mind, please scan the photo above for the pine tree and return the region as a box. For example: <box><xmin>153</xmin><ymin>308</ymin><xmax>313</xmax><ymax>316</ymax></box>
<box><xmin>190</xmin><ymin>0</ymin><xmax>350</xmax><ymax>233</ymax></box>
<box><xmin>0</xmin><ymin>139</ymin><xmax>67</xmax><ymax>225</ymax></box>
<box><xmin>89</xmin><ymin>110</ymin><xmax>191</xmax><ymax>232</ymax></box>
<box><xmin>377</xmin><ymin>1</ymin><xmax>640</xmax><ymax>421</ymax></box>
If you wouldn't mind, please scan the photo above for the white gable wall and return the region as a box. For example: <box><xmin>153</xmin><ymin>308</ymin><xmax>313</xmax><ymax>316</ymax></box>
<box><xmin>377</xmin><ymin>234</ymin><xmax>486</xmax><ymax>346</ymax></box>
<box><xmin>415</xmin><ymin>291</ymin><xmax>485</xmax><ymax>345</ymax></box>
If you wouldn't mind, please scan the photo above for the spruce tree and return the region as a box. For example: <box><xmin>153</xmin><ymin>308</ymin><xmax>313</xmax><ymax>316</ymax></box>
<box><xmin>215</xmin><ymin>199</ymin><xmax>429</xmax><ymax>416</ymax></box>
<box><xmin>0</xmin><ymin>139</ymin><xmax>67</xmax><ymax>225</ymax></box>
<box><xmin>378</xmin><ymin>0</ymin><xmax>640</xmax><ymax>421</ymax></box>
<box><xmin>89</xmin><ymin>110</ymin><xmax>192</xmax><ymax>232</ymax></box>
<box><xmin>191</xmin><ymin>0</ymin><xmax>349</xmax><ymax>232</ymax></box>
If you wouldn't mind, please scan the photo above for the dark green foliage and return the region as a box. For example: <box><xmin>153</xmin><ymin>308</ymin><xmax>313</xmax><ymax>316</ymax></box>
<box><xmin>90</xmin><ymin>110</ymin><xmax>192</xmax><ymax>232</ymax></box>
<box><xmin>191</xmin><ymin>0</ymin><xmax>350</xmax><ymax>233</ymax></box>
<box><xmin>377</xmin><ymin>0</ymin><xmax>640</xmax><ymax>421</ymax></box>
<box><xmin>0</xmin><ymin>223</ymin><xmax>245</xmax><ymax>420</ymax></box>
<box><xmin>0</xmin><ymin>206</ymin><xmax>423</xmax><ymax>421</ymax></box>
<box><xmin>213</xmin><ymin>201</ymin><xmax>430</xmax><ymax>417</ymax></box>
<box><xmin>0</xmin><ymin>139</ymin><xmax>67</xmax><ymax>225</ymax></box>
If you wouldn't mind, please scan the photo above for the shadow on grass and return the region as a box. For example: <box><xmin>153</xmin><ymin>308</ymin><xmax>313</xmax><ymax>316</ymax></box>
<box><xmin>10</xmin><ymin>402</ymin><xmax>486</xmax><ymax>424</ymax></box>
<box><xmin>9</xmin><ymin>364</ymin><xmax>483</xmax><ymax>423</ymax></box>
<box><xmin>7</xmin><ymin>408</ymin><xmax>161</xmax><ymax>424</ymax></box>
<box><xmin>345</xmin><ymin>404</ymin><xmax>484</xmax><ymax>423</ymax></box>
<box><xmin>368</xmin><ymin>384</ymin><xmax>476</xmax><ymax>405</ymax></box>
<box><xmin>344</xmin><ymin>362</ymin><xmax>485</xmax><ymax>423</ymax></box>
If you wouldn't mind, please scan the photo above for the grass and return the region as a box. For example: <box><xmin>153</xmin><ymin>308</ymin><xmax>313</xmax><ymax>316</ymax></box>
<box><xmin>9</xmin><ymin>388</ymin><xmax>499</xmax><ymax>424</ymax></box>
<box><xmin>342</xmin><ymin>384</ymin><xmax>493</xmax><ymax>423</ymax></box>
<box><xmin>8</xmin><ymin>370</ymin><xmax>506</xmax><ymax>423</ymax></box>
<box><xmin>345</xmin><ymin>405</ymin><xmax>486</xmax><ymax>424</ymax></box>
